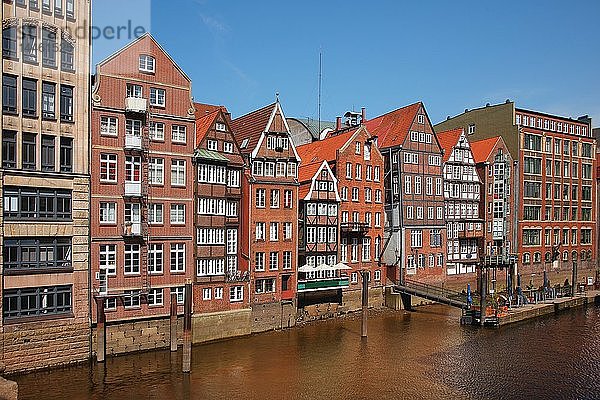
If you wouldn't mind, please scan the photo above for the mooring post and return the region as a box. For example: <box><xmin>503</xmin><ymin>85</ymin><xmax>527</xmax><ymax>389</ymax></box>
<box><xmin>96</xmin><ymin>297</ymin><xmax>106</xmax><ymax>363</ymax></box>
<box><xmin>170</xmin><ymin>292</ymin><xmax>178</xmax><ymax>352</ymax></box>
<box><xmin>361</xmin><ymin>270</ymin><xmax>368</xmax><ymax>338</ymax></box>
<box><xmin>572</xmin><ymin>261</ymin><xmax>578</xmax><ymax>297</ymax></box>
<box><xmin>480</xmin><ymin>267</ymin><xmax>487</xmax><ymax>326</ymax></box>
<box><xmin>183</xmin><ymin>281</ymin><xmax>192</xmax><ymax>373</ymax></box>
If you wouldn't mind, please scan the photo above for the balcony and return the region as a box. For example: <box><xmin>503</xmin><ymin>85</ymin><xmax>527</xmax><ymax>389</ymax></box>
<box><xmin>297</xmin><ymin>277</ymin><xmax>350</xmax><ymax>292</ymax></box>
<box><xmin>124</xmin><ymin>134</ymin><xmax>143</xmax><ymax>151</ymax></box>
<box><xmin>124</xmin><ymin>182</ymin><xmax>142</xmax><ymax>197</ymax></box>
<box><xmin>340</xmin><ymin>222</ymin><xmax>370</xmax><ymax>235</ymax></box>
<box><xmin>122</xmin><ymin>222</ymin><xmax>142</xmax><ymax>237</ymax></box>
<box><xmin>125</xmin><ymin>97</ymin><xmax>147</xmax><ymax>113</ymax></box>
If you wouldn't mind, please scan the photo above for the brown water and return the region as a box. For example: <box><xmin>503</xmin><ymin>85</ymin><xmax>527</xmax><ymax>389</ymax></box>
<box><xmin>15</xmin><ymin>304</ymin><xmax>600</xmax><ymax>400</ymax></box>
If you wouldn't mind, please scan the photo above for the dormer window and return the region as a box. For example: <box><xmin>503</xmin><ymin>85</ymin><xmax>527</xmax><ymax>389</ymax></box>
<box><xmin>216</xmin><ymin>122</ymin><xmax>226</xmax><ymax>132</ymax></box>
<box><xmin>240</xmin><ymin>138</ymin><xmax>249</xmax><ymax>149</ymax></box>
<box><xmin>139</xmin><ymin>55</ymin><xmax>155</xmax><ymax>73</ymax></box>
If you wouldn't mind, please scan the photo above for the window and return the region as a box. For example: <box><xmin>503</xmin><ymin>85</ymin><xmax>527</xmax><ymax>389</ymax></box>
<box><xmin>405</xmin><ymin>175</ymin><xmax>412</xmax><ymax>194</ymax></box>
<box><xmin>269</xmin><ymin>222</ymin><xmax>279</xmax><ymax>241</ymax></box>
<box><xmin>147</xmin><ymin>157</ymin><xmax>164</xmax><ymax>185</ymax></box>
<box><xmin>197</xmin><ymin>258</ymin><xmax>225</xmax><ymax>276</ymax></box>
<box><xmin>171</xmin><ymin>287</ymin><xmax>185</xmax><ymax>305</ymax></box>
<box><xmin>264</xmin><ymin>162</ymin><xmax>275</xmax><ymax>177</ymax></box>
<box><xmin>149</xmin><ymin>122</ymin><xmax>164</xmax><ymax>141</ymax></box>
<box><xmin>230</xmin><ymin>286</ymin><xmax>243</xmax><ymax>302</ymax></box>
<box><xmin>270</xmin><ymin>189</ymin><xmax>280</xmax><ymax>208</ymax></box>
<box><xmin>139</xmin><ymin>55</ymin><xmax>155</xmax><ymax>73</ymax></box>
<box><xmin>2</xmin><ymin>26</ymin><xmax>17</xmax><ymax>59</ymax></box>
<box><xmin>40</xmin><ymin>135</ymin><xmax>55</xmax><ymax>171</ymax></box>
<box><xmin>256</xmin><ymin>188</ymin><xmax>266</xmax><ymax>208</ymax></box>
<box><xmin>523</xmin><ymin>157</ymin><xmax>541</xmax><ymax>174</ymax></box>
<box><xmin>171</xmin><ymin>125</ymin><xmax>187</xmax><ymax>143</ymax></box>
<box><xmin>2</xmin><ymin>131</ymin><xmax>16</xmax><ymax>168</ymax></box>
<box><xmin>362</xmin><ymin>238</ymin><xmax>371</xmax><ymax>261</ymax></box>
<box><xmin>283</xmin><ymin>251</ymin><xmax>292</xmax><ymax>270</ymax></box>
<box><xmin>148</xmin><ymin>203</ymin><xmax>163</xmax><ymax>224</ymax></box>
<box><xmin>100</xmin><ymin>153</ymin><xmax>117</xmax><ymax>182</ymax></box>
<box><xmin>22</xmin><ymin>25</ymin><xmax>37</xmax><ymax>63</ymax></box>
<box><xmin>284</xmin><ymin>190</ymin><xmax>293</xmax><ymax>208</ymax></box>
<box><xmin>126</xmin><ymin>84</ymin><xmax>142</xmax><ymax>98</ymax></box>
<box><xmin>255</xmin><ymin>278</ymin><xmax>276</xmax><ymax>294</ymax></box>
<box><xmin>171</xmin><ymin>160</ymin><xmax>186</xmax><ymax>186</ymax></box>
<box><xmin>99</xmin><ymin>202</ymin><xmax>116</xmax><ymax>224</ymax></box>
<box><xmin>23</xmin><ymin>78</ymin><xmax>37</xmax><ymax>117</ymax></box>
<box><xmin>148</xmin><ymin>289</ymin><xmax>163</xmax><ymax>306</ymax></box>
<box><xmin>60</xmin><ymin>137</ymin><xmax>73</xmax><ymax>172</ymax></box>
<box><xmin>54</xmin><ymin>0</ymin><xmax>63</xmax><ymax>15</ymax></box>
<box><xmin>60</xmin><ymin>85</ymin><xmax>73</xmax><ymax>122</ymax></box>
<box><xmin>22</xmin><ymin>133</ymin><xmax>36</xmax><ymax>170</ymax></box>
<box><xmin>3</xmin><ymin>285</ymin><xmax>72</xmax><ymax>320</ymax></box>
<box><xmin>410</xmin><ymin>230</ymin><xmax>422</xmax><ymax>248</ymax></box>
<box><xmin>202</xmin><ymin>288</ymin><xmax>212</xmax><ymax>301</ymax></box>
<box><xmin>124</xmin><ymin>244</ymin><xmax>140</xmax><ymax>274</ymax></box>
<box><xmin>99</xmin><ymin>244</ymin><xmax>116</xmax><ymax>275</ymax></box>
<box><xmin>170</xmin><ymin>243</ymin><xmax>185</xmax><ymax>273</ymax></box>
<box><xmin>100</xmin><ymin>116</ymin><xmax>118</xmax><ymax>136</ymax></box>
<box><xmin>123</xmin><ymin>290</ymin><xmax>141</xmax><ymax>309</ymax></box>
<box><xmin>170</xmin><ymin>204</ymin><xmax>185</xmax><ymax>225</ymax></box>
<box><xmin>468</xmin><ymin>124</ymin><xmax>476</xmax><ymax>134</ymax></box>
<box><xmin>60</xmin><ymin>39</ymin><xmax>74</xmax><ymax>71</ymax></box>
<box><xmin>352</xmin><ymin>187</ymin><xmax>359</xmax><ymax>201</ymax></box>
<box><xmin>65</xmin><ymin>0</ymin><xmax>74</xmax><ymax>17</ymax></box>
<box><xmin>4</xmin><ymin>237</ymin><xmax>71</xmax><ymax>272</ymax></box>
<box><xmin>42</xmin><ymin>27</ymin><xmax>57</xmax><ymax>67</ymax></box>
<box><xmin>148</xmin><ymin>244</ymin><xmax>163</xmax><ymax>274</ymax></box>
<box><xmin>284</xmin><ymin>222</ymin><xmax>292</xmax><ymax>240</ymax></box>
<box><xmin>149</xmin><ymin>88</ymin><xmax>165</xmax><ymax>107</ymax></box>
<box><xmin>2</xmin><ymin>75</ymin><xmax>17</xmax><ymax>113</ymax></box>
<box><xmin>522</xmin><ymin>229</ymin><xmax>541</xmax><ymax>246</ymax></box>
<box><xmin>197</xmin><ymin>164</ymin><xmax>226</xmax><ymax>184</ymax></box>
<box><xmin>223</xmin><ymin>142</ymin><xmax>234</xmax><ymax>153</ymax></box>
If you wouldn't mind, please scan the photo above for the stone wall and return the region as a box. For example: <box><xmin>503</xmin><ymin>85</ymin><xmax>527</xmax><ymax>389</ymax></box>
<box><xmin>2</xmin><ymin>320</ymin><xmax>89</xmax><ymax>374</ymax></box>
<box><xmin>342</xmin><ymin>286</ymin><xmax>385</xmax><ymax>312</ymax></box>
<box><xmin>251</xmin><ymin>301</ymin><xmax>297</xmax><ymax>333</ymax></box>
<box><xmin>192</xmin><ymin>308</ymin><xmax>252</xmax><ymax>343</ymax></box>
<box><xmin>91</xmin><ymin>317</ymin><xmax>183</xmax><ymax>357</ymax></box>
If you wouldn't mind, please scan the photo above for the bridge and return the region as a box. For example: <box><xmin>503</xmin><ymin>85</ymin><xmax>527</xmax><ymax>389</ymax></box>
<box><xmin>393</xmin><ymin>279</ymin><xmax>472</xmax><ymax>310</ymax></box>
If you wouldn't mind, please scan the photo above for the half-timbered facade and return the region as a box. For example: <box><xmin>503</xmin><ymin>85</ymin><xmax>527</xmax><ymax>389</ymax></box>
<box><xmin>437</xmin><ymin>128</ymin><xmax>483</xmax><ymax>277</ymax></box>
<box><xmin>231</xmin><ymin>101</ymin><xmax>300</xmax><ymax>306</ymax></box>
<box><xmin>297</xmin><ymin>124</ymin><xmax>386</xmax><ymax>309</ymax></box>
<box><xmin>91</xmin><ymin>34</ymin><xmax>195</xmax><ymax>322</ymax></box>
<box><xmin>366</xmin><ymin>103</ymin><xmax>447</xmax><ymax>284</ymax></box>
<box><xmin>297</xmin><ymin>161</ymin><xmax>344</xmax><ymax>306</ymax></box>
<box><xmin>193</xmin><ymin>107</ymin><xmax>248</xmax><ymax>313</ymax></box>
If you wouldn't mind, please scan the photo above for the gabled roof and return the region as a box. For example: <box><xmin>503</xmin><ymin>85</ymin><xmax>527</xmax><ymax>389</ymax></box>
<box><xmin>364</xmin><ymin>102</ymin><xmax>421</xmax><ymax>149</ymax></box>
<box><xmin>470</xmin><ymin>136</ymin><xmax>503</xmax><ymax>164</ymax></box>
<box><xmin>436</xmin><ymin>128</ymin><xmax>464</xmax><ymax>162</ymax></box>
<box><xmin>195</xmin><ymin>109</ymin><xmax>220</xmax><ymax>146</ymax></box>
<box><xmin>95</xmin><ymin>33</ymin><xmax>191</xmax><ymax>83</ymax></box>
<box><xmin>230</xmin><ymin>103</ymin><xmax>277</xmax><ymax>155</ymax></box>
<box><xmin>194</xmin><ymin>102</ymin><xmax>228</xmax><ymax>120</ymax></box>
<box><xmin>299</xmin><ymin>161</ymin><xmax>341</xmax><ymax>201</ymax></box>
<box><xmin>296</xmin><ymin>128</ymin><xmax>357</xmax><ymax>168</ymax></box>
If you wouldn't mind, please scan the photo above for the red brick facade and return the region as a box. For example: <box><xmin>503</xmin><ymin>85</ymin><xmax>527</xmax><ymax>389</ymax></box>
<box><xmin>232</xmin><ymin>102</ymin><xmax>300</xmax><ymax>305</ymax></box>
<box><xmin>91</xmin><ymin>34</ymin><xmax>195</xmax><ymax>322</ymax></box>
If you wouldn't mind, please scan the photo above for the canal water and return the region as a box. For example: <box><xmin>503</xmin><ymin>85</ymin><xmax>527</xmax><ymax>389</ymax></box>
<box><xmin>15</xmin><ymin>304</ymin><xmax>600</xmax><ymax>400</ymax></box>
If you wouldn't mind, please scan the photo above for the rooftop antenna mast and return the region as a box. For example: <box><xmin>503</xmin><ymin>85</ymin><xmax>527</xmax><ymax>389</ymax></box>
<box><xmin>318</xmin><ymin>50</ymin><xmax>322</xmax><ymax>136</ymax></box>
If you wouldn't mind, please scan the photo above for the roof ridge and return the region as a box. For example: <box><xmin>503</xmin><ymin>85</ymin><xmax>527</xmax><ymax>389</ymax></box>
<box><xmin>232</xmin><ymin>102</ymin><xmax>276</xmax><ymax>121</ymax></box>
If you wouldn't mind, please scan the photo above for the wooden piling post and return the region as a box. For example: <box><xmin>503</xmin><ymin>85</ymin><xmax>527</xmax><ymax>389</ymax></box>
<box><xmin>170</xmin><ymin>292</ymin><xmax>178</xmax><ymax>352</ymax></box>
<box><xmin>361</xmin><ymin>270</ymin><xmax>368</xmax><ymax>338</ymax></box>
<box><xmin>183</xmin><ymin>281</ymin><xmax>192</xmax><ymax>373</ymax></box>
<box><xmin>96</xmin><ymin>297</ymin><xmax>106</xmax><ymax>363</ymax></box>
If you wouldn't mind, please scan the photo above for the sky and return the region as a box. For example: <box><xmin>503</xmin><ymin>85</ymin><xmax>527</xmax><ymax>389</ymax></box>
<box><xmin>93</xmin><ymin>0</ymin><xmax>600</xmax><ymax>126</ymax></box>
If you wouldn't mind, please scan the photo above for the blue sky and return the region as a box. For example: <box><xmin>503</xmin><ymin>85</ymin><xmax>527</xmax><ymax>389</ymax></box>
<box><xmin>93</xmin><ymin>0</ymin><xmax>600</xmax><ymax>125</ymax></box>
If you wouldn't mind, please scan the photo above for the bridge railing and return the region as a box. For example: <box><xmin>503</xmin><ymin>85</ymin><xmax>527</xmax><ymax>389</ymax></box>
<box><xmin>401</xmin><ymin>279</ymin><xmax>477</xmax><ymax>307</ymax></box>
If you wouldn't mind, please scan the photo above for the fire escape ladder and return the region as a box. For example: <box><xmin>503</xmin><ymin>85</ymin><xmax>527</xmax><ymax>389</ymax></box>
<box><xmin>140</xmin><ymin>110</ymin><xmax>151</xmax><ymax>294</ymax></box>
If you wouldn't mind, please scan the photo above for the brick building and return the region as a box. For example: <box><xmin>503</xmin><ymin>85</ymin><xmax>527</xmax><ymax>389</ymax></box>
<box><xmin>470</xmin><ymin>136</ymin><xmax>517</xmax><ymax>292</ymax></box>
<box><xmin>0</xmin><ymin>0</ymin><xmax>91</xmax><ymax>372</ymax></box>
<box><xmin>296</xmin><ymin>160</ymin><xmax>343</xmax><ymax>307</ymax></box>
<box><xmin>296</xmin><ymin>124</ymin><xmax>386</xmax><ymax>309</ymax></box>
<box><xmin>231</xmin><ymin>100</ymin><xmax>300</xmax><ymax>314</ymax></box>
<box><xmin>193</xmin><ymin>106</ymin><xmax>249</xmax><ymax>314</ymax></box>
<box><xmin>435</xmin><ymin>101</ymin><xmax>597</xmax><ymax>287</ymax></box>
<box><xmin>90</xmin><ymin>34</ymin><xmax>195</xmax><ymax>322</ymax></box>
<box><xmin>365</xmin><ymin>103</ymin><xmax>447</xmax><ymax>284</ymax></box>
<box><xmin>437</xmin><ymin>128</ymin><xmax>483</xmax><ymax>279</ymax></box>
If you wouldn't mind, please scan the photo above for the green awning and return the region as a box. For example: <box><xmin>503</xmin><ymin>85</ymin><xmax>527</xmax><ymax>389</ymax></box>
<box><xmin>194</xmin><ymin>148</ymin><xmax>229</xmax><ymax>162</ymax></box>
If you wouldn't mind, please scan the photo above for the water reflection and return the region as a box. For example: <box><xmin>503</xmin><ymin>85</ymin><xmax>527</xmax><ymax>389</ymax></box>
<box><xmin>16</xmin><ymin>305</ymin><xmax>600</xmax><ymax>400</ymax></box>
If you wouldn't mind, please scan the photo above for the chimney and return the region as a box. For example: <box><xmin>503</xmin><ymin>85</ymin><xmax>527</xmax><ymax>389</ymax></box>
<box><xmin>361</xmin><ymin>107</ymin><xmax>366</xmax><ymax>123</ymax></box>
<box><xmin>336</xmin><ymin>116</ymin><xmax>342</xmax><ymax>131</ymax></box>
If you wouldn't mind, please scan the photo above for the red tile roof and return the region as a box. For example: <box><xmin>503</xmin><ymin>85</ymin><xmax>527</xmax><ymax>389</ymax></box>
<box><xmin>194</xmin><ymin>102</ymin><xmax>228</xmax><ymax>119</ymax></box>
<box><xmin>436</xmin><ymin>128</ymin><xmax>464</xmax><ymax>162</ymax></box>
<box><xmin>364</xmin><ymin>102</ymin><xmax>421</xmax><ymax>149</ymax></box>
<box><xmin>470</xmin><ymin>136</ymin><xmax>503</xmax><ymax>164</ymax></box>
<box><xmin>230</xmin><ymin>103</ymin><xmax>276</xmax><ymax>154</ymax></box>
<box><xmin>296</xmin><ymin>129</ymin><xmax>357</xmax><ymax>170</ymax></box>
<box><xmin>195</xmin><ymin>109</ymin><xmax>219</xmax><ymax>146</ymax></box>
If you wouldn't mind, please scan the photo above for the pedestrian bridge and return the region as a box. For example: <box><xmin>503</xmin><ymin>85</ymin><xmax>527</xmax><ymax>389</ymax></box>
<box><xmin>393</xmin><ymin>279</ymin><xmax>471</xmax><ymax>310</ymax></box>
